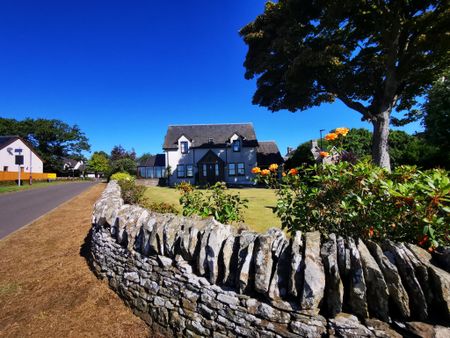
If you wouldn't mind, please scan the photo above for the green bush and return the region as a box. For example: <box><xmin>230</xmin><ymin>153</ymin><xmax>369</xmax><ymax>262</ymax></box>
<box><xmin>110</xmin><ymin>172</ymin><xmax>133</xmax><ymax>182</ymax></box>
<box><xmin>118</xmin><ymin>179</ymin><xmax>146</xmax><ymax>205</ymax></box>
<box><xmin>254</xmin><ymin>161</ymin><xmax>450</xmax><ymax>251</ymax></box>
<box><xmin>177</xmin><ymin>182</ymin><xmax>249</xmax><ymax>224</ymax></box>
<box><xmin>142</xmin><ymin>201</ymin><xmax>178</xmax><ymax>214</ymax></box>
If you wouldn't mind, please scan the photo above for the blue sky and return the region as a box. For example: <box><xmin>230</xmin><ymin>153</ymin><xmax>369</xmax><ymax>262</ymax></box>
<box><xmin>0</xmin><ymin>0</ymin><xmax>421</xmax><ymax>157</ymax></box>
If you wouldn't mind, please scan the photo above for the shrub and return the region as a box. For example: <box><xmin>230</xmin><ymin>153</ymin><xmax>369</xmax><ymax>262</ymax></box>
<box><xmin>177</xmin><ymin>182</ymin><xmax>249</xmax><ymax>224</ymax></box>
<box><xmin>118</xmin><ymin>179</ymin><xmax>146</xmax><ymax>205</ymax></box>
<box><xmin>254</xmin><ymin>161</ymin><xmax>450</xmax><ymax>251</ymax></box>
<box><xmin>141</xmin><ymin>201</ymin><xmax>178</xmax><ymax>214</ymax></box>
<box><xmin>110</xmin><ymin>171</ymin><xmax>133</xmax><ymax>182</ymax></box>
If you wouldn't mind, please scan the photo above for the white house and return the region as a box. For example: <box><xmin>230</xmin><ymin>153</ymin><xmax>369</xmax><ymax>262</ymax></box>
<box><xmin>162</xmin><ymin>123</ymin><xmax>284</xmax><ymax>186</ymax></box>
<box><xmin>0</xmin><ymin>136</ymin><xmax>43</xmax><ymax>174</ymax></box>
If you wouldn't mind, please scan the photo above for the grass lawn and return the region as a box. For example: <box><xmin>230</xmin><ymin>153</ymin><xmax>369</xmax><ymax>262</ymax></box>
<box><xmin>0</xmin><ymin>180</ymin><xmax>70</xmax><ymax>194</ymax></box>
<box><xmin>144</xmin><ymin>186</ymin><xmax>281</xmax><ymax>233</ymax></box>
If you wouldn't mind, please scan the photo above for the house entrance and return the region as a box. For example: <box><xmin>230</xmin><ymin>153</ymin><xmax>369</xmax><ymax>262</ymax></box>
<box><xmin>197</xmin><ymin>150</ymin><xmax>224</xmax><ymax>185</ymax></box>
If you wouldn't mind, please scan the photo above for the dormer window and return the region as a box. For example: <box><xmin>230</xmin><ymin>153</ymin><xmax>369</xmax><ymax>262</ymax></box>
<box><xmin>232</xmin><ymin>140</ymin><xmax>241</xmax><ymax>152</ymax></box>
<box><xmin>180</xmin><ymin>141</ymin><xmax>189</xmax><ymax>154</ymax></box>
<box><xmin>208</xmin><ymin>138</ymin><xmax>214</xmax><ymax>144</ymax></box>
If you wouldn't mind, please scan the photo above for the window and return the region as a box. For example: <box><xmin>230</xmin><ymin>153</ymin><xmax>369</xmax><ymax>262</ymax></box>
<box><xmin>215</xmin><ymin>164</ymin><xmax>219</xmax><ymax>176</ymax></box>
<box><xmin>186</xmin><ymin>165</ymin><xmax>194</xmax><ymax>178</ymax></box>
<box><xmin>177</xmin><ymin>165</ymin><xmax>185</xmax><ymax>177</ymax></box>
<box><xmin>146</xmin><ymin>167</ymin><xmax>153</xmax><ymax>178</ymax></box>
<box><xmin>228</xmin><ymin>163</ymin><xmax>236</xmax><ymax>176</ymax></box>
<box><xmin>237</xmin><ymin>163</ymin><xmax>245</xmax><ymax>176</ymax></box>
<box><xmin>155</xmin><ymin>167</ymin><xmax>163</xmax><ymax>178</ymax></box>
<box><xmin>3</xmin><ymin>166</ymin><xmax>8</xmax><ymax>172</ymax></box>
<box><xmin>208</xmin><ymin>138</ymin><xmax>214</xmax><ymax>144</ymax></box>
<box><xmin>180</xmin><ymin>141</ymin><xmax>189</xmax><ymax>154</ymax></box>
<box><xmin>232</xmin><ymin>140</ymin><xmax>241</xmax><ymax>152</ymax></box>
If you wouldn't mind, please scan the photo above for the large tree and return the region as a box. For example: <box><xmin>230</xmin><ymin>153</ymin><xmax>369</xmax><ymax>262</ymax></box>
<box><xmin>240</xmin><ymin>0</ymin><xmax>449</xmax><ymax>170</ymax></box>
<box><xmin>0</xmin><ymin>117</ymin><xmax>90</xmax><ymax>171</ymax></box>
<box><xmin>422</xmin><ymin>68</ymin><xmax>450</xmax><ymax>167</ymax></box>
<box><xmin>87</xmin><ymin>151</ymin><xmax>110</xmax><ymax>178</ymax></box>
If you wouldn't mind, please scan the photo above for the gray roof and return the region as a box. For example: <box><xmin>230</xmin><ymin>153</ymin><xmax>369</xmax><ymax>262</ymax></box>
<box><xmin>0</xmin><ymin>136</ymin><xmax>19</xmax><ymax>150</ymax></box>
<box><xmin>138</xmin><ymin>154</ymin><xmax>166</xmax><ymax>167</ymax></box>
<box><xmin>163</xmin><ymin>123</ymin><xmax>258</xmax><ymax>149</ymax></box>
<box><xmin>257</xmin><ymin>141</ymin><xmax>284</xmax><ymax>166</ymax></box>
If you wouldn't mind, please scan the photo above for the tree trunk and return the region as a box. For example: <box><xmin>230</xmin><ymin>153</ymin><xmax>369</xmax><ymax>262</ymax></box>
<box><xmin>372</xmin><ymin>109</ymin><xmax>391</xmax><ymax>171</ymax></box>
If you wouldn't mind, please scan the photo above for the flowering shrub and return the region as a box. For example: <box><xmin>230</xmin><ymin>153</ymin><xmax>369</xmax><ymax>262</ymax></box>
<box><xmin>110</xmin><ymin>171</ymin><xmax>134</xmax><ymax>182</ymax></box>
<box><xmin>177</xmin><ymin>182</ymin><xmax>248</xmax><ymax>224</ymax></box>
<box><xmin>254</xmin><ymin>161</ymin><xmax>449</xmax><ymax>250</ymax></box>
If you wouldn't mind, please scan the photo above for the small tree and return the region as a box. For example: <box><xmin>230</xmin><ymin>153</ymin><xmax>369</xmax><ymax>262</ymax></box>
<box><xmin>240</xmin><ymin>1</ymin><xmax>449</xmax><ymax>171</ymax></box>
<box><xmin>87</xmin><ymin>152</ymin><xmax>110</xmax><ymax>178</ymax></box>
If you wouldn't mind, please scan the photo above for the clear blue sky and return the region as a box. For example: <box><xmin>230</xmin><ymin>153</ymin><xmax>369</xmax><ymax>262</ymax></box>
<box><xmin>0</xmin><ymin>0</ymin><xmax>421</xmax><ymax>157</ymax></box>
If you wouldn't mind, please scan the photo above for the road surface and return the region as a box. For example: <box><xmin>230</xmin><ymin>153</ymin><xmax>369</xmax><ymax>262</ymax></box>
<box><xmin>0</xmin><ymin>182</ymin><xmax>97</xmax><ymax>239</ymax></box>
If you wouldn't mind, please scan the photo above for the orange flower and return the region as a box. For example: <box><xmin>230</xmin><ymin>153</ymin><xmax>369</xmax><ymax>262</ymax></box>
<box><xmin>418</xmin><ymin>235</ymin><xmax>429</xmax><ymax>246</ymax></box>
<box><xmin>368</xmin><ymin>226</ymin><xmax>374</xmax><ymax>238</ymax></box>
<box><xmin>335</xmin><ymin>127</ymin><xmax>349</xmax><ymax>136</ymax></box>
<box><xmin>428</xmin><ymin>246</ymin><xmax>435</xmax><ymax>253</ymax></box>
<box><xmin>319</xmin><ymin>151</ymin><xmax>329</xmax><ymax>158</ymax></box>
<box><xmin>288</xmin><ymin>168</ymin><xmax>298</xmax><ymax>175</ymax></box>
<box><xmin>269</xmin><ymin>163</ymin><xmax>279</xmax><ymax>172</ymax></box>
<box><xmin>282</xmin><ymin>172</ymin><xmax>286</xmax><ymax>177</ymax></box>
<box><xmin>325</xmin><ymin>132</ymin><xmax>338</xmax><ymax>141</ymax></box>
<box><xmin>261</xmin><ymin>169</ymin><xmax>270</xmax><ymax>176</ymax></box>
<box><xmin>251</xmin><ymin>167</ymin><xmax>261</xmax><ymax>174</ymax></box>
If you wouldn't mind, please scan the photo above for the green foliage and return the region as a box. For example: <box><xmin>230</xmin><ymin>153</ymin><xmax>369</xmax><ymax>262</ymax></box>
<box><xmin>118</xmin><ymin>179</ymin><xmax>146</xmax><ymax>205</ymax></box>
<box><xmin>87</xmin><ymin>152</ymin><xmax>110</xmax><ymax>176</ymax></box>
<box><xmin>422</xmin><ymin>69</ymin><xmax>450</xmax><ymax>168</ymax></box>
<box><xmin>0</xmin><ymin>117</ymin><xmax>90</xmax><ymax>172</ymax></box>
<box><xmin>108</xmin><ymin>145</ymin><xmax>137</xmax><ymax>177</ymax></box>
<box><xmin>177</xmin><ymin>182</ymin><xmax>249</xmax><ymax>224</ymax></box>
<box><xmin>110</xmin><ymin>172</ymin><xmax>133</xmax><ymax>182</ymax></box>
<box><xmin>141</xmin><ymin>201</ymin><xmax>178</xmax><ymax>214</ymax></box>
<box><xmin>286</xmin><ymin>128</ymin><xmax>444</xmax><ymax>170</ymax></box>
<box><xmin>255</xmin><ymin>161</ymin><xmax>450</xmax><ymax>250</ymax></box>
<box><xmin>240</xmin><ymin>0</ymin><xmax>449</xmax><ymax>168</ymax></box>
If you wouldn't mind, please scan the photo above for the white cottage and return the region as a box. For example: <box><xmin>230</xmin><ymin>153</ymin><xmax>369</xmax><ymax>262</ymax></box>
<box><xmin>0</xmin><ymin>136</ymin><xmax>43</xmax><ymax>174</ymax></box>
<box><xmin>162</xmin><ymin>123</ymin><xmax>284</xmax><ymax>186</ymax></box>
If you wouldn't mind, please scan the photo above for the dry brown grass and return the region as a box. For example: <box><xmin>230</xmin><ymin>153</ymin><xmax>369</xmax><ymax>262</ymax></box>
<box><xmin>0</xmin><ymin>184</ymin><xmax>150</xmax><ymax>338</ymax></box>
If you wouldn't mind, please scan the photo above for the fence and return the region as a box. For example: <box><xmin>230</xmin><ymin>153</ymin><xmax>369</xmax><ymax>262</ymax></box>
<box><xmin>0</xmin><ymin>172</ymin><xmax>56</xmax><ymax>181</ymax></box>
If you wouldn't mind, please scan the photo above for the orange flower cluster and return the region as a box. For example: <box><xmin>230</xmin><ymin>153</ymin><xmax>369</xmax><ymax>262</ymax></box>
<box><xmin>368</xmin><ymin>226</ymin><xmax>374</xmax><ymax>238</ymax></box>
<box><xmin>251</xmin><ymin>167</ymin><xmax>261</xmax><ymax>174</ymax></box>
<box><xmin>269</xmin><ymin>163</ymin><xmax>279</xmax><ymax>172</ymax></box>
<box><xmin>325</xmin><ymin>133</ymin><xmax>338</xmax><ymax>141</ymax></box>
<box><xmin>288</xmin><ymin>168</ymin><xmax>298</xmax><ymax>175</ymax></box>
<box><xmin>418</xmin><ymin>235</ymin><xmax>429</xmax><ymax>246</ymax></box>
<box><xmin>319</xmin><ymin>151</ymin><xmax>329</xmax><ymax>158</ymax></box>
<box><xmin>261</xmin><ymin>169</ymin><xmax>271</xmax><ymax>176</ymax></box>
<box><xmin>335</xmin><ymin>127</ymin><xmax>349</xmax><ymax>136</ymax></box>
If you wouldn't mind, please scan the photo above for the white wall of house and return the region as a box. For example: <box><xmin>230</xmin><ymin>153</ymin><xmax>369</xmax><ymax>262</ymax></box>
<box><xmin>166</xmin><ymin>135</ymin><xmax>257</xmax><ymax>186</ymax></box>
<box><xmin>0</xmin><ymin>139</ymin><xmax>43</xmax><ymax>173</ymax></box>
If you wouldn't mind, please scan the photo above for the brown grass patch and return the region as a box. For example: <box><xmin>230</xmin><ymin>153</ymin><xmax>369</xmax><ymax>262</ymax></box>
<box><xmin>0</xmin><ymin>184</ymin><xmax>149</xmax><ymax>338</ymax></box>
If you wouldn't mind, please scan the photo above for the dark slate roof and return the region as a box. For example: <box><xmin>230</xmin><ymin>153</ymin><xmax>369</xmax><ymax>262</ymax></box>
<box><xmin>257</xmin><ymin>141</ymin><xmax>284</xmax><ymax>166</ymax></box>
<box><xmin>138</xmin><ymin>154</ymin><xmax>166</xmax><ymax>167</ymax></box>
<box><xmin>163</xmin><ymin>123</ymin><xmax>258</xmax><ymax>149</ymax></box>
<box><xmin>0</xmin><ymin>136</ymin><xmax>19</xmax><ymax>150</ymax></box>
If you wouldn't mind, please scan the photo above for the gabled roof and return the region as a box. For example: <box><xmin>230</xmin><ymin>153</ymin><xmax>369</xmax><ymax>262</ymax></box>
<box><xmin>0</xmin><ymin>136</ymin><xmax>20</xmax><ymax>150</ymax></box>
<box><xmin>137</xmin><ymin>154</ymin><xmax>166</xmax><ymax>167</ymax></box>
<box><xmin>0</xmin><ymin>135</ymin><xmax>44</xmax><ymax>162</ymax></box>
<box><xmin>257</xmin><ymin>141</ymin><xmax>284</xmax><ymax>166</ymax></box>
<box><xmin>163</xmin><ymin>123</ymin><xmax>258</xmax><ymax>149</ymax></box>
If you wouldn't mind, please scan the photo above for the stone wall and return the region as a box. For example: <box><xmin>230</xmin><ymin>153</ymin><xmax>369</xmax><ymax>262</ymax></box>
<box><xmin>89</xmin><ymin>181</ymin><xmax>450</xmax><ymax>337</ymax></box>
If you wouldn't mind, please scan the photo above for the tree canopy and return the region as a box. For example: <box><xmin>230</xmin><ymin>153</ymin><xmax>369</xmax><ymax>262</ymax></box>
<box><xmin>87</xmin><ymin>151</ymin><xmax>110</xmax><ymax>177</ymax></box>
<box><xmin>0</xmin><ymin>117</ymin><xmax>90</xmax><ymax>172</ymax></box>
<box><xmin>240</xmin><ymin>0</ymin><xmax>449</xmax><ymax>170</ymax></box>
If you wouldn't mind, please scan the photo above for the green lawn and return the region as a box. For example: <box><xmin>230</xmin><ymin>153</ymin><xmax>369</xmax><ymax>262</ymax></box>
<box><xmin>144</xmin><ymin>186</ymin><xmax>281</xmax><ymax>233</ymax></box>
<box><xmin>0</xmin><ymin>181</ymin><xmax>70</xmax><ymax>194</ymax></box>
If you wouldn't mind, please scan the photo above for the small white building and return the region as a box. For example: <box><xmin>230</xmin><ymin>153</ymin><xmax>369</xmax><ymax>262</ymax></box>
<box><xmin>0</xmin><ymin>136</ymin><xmax>44</xmax><ymax>174</ymax></box>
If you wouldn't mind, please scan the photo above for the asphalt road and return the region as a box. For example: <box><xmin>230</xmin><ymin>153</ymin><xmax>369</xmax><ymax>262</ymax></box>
<box><xmin>0</xmin><ymin>182</ymin><xmax>97</xmax><ymax>240</ymax></box>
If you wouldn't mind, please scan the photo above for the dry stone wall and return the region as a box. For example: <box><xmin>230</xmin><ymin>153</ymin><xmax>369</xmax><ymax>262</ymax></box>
<box><xmin>89</xmin><ymin>181</ymin><xmax>450</xmax><ymax>337</ymax></box>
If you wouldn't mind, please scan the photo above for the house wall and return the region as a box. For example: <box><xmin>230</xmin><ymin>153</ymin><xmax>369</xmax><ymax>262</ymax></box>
<box><xmin>0</xmin><ymin>139</ymin><xmax>43</xmax><ymax>173</ymax></box>
<box><xmin>166</xmin><ymin>141</ymin><xmax>257</xmax><ymax>186</ymax></box>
